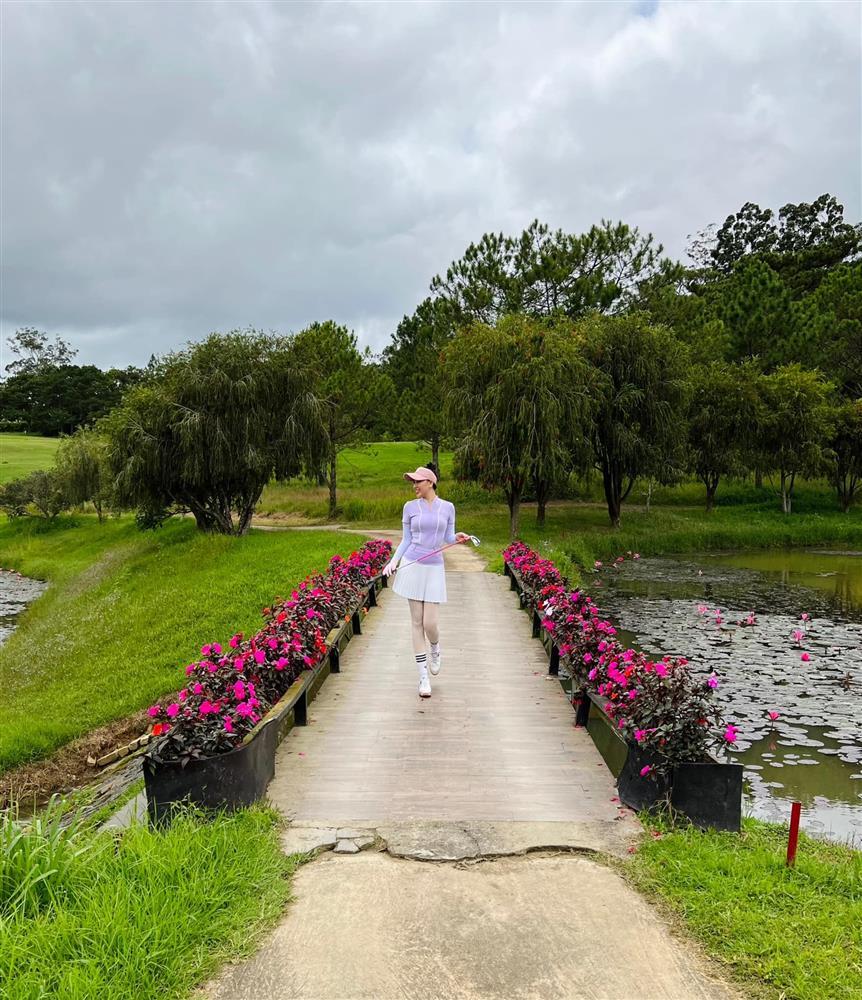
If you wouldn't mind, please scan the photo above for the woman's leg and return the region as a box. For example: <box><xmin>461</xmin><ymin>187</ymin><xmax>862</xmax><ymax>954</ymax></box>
<box><xmin>422</xmin><ymin>601</ymin><xmax>440</xmax><ymax>645</ymax></box>
<box><xmin>408</xmin><ymin>599</ymin><xmax>427</xmax><ymax>654</ymax></box>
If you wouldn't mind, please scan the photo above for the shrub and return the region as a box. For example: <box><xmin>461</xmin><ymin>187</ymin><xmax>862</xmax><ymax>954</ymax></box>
<box><xmin>503</xmin><ymin>541</ymin><xmax>733</xmax><ymax>771</ymax></box>
<box><xmin>146</xmin><ymin>539</ymin><xmax>391</xmax><ymax>764</ymax></box>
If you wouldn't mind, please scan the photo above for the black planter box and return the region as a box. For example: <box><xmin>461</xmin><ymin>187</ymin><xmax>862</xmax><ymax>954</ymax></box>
<box><xmin>585</xmin><ymin>691</ymin><xmax>743</xmax><ymax>831</ymax></box>
<box><xmin>144</xmin><ymin>575</ymin><xmax>383</xmax><ymax>825</ymax></box>
<box><xmin>504</xmin><ymin>559</ymin><xmax>743</xmax><ymax>833</ymax></box>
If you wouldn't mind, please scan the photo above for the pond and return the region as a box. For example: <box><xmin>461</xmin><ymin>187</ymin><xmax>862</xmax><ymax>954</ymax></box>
<box><xmin>591</xmin><ymin>549</ymin><xmax>862</xmax><ymax>846</ymax></box>
<box><xmin>0</xmin><ymin>568</ymin><xmax>47</xmax><ymax>645</ymax></box>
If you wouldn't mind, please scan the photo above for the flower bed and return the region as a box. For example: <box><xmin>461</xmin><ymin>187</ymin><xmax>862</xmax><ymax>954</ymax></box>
<box><xmin>143</xmin><ymin>539</ymin><xmax>391</xmax><ymax>822</ymax></box>
<box><xmin>503</xmin><ymin>541</ymin><xmax>743</xmax><ymax>830</ymax></box>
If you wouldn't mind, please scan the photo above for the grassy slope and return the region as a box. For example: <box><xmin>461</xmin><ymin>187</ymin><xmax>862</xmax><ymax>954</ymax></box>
<box><xmin>626</xmin><ymin>818</ymin><xmax>862</xmax><ymax>1000</ymax></box>
<box><xmin>0</xmin><ymin>517</ymin><xmax>367</xmax><ymax>771</ymax></box>
<box><xmin>1</xmin><ymin>806</ymin><xmax>303</xmax><ymax>1000</ymax></box>
<box><xmin>0</xmin><ymin>433</ymin><xmax>60</xmax><ymax>483</ymax></box>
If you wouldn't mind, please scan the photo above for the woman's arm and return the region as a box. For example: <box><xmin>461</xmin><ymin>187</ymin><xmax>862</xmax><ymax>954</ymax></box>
<box><xmin>446</xmin><ymin>501</ymin><xmax>470</xmax><ymax>545</ymax></box>
<box><xmin>444</xmin><ymin>502</ymin><xmax>457</xmax><ymax>544</ymax></box>
<box><xmin>390</xmin><ymin>503</ymin><xmax>412</xmax><ymax>563</ymax></box>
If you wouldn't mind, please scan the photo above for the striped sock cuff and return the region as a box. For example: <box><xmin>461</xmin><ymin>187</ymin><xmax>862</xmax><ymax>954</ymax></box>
<box><xmin>415</xmin><ymin>653</ymin><xmax>427</xmax><ymax>664</ymax></box>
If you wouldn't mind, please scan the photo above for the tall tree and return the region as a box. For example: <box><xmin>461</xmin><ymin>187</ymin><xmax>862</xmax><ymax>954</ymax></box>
<box><xmin>757</xmin><ymin>364</ymin><xmax>834</xmax><ymax>514</ymax></box>
<box><xmin>3</xmin><ymin>327</ymin><xmax>78</xmax><ymax>375</ymax></box>
<box><xmin>827</xmin><ymin>398</ymin><xmax>862</xmax><ymax>513</ymax></box>
<box><xmin>0</xmin><ymin>365</ymin><xmax>128</xmax><ymax>436</ymax></box>
<box><xmin>106</xmin><ymin>331</ymin><xmax>327</xmax><ymax>535</ymax></box>
<box><xmin>579</xmin><ymin>313</ymin><xmax>690</xmax><ymax>527</ymax></box>
<box><xmin>792</xmin><ymin>262</ymin><xmax>862</xmax><ymax>398</ymax></box>
<box><xmin>431</xmin><ymin>219</ymin><xmax>674</xmax><ymax>324</ymax></box>
<box><xmin>441</xmin><ymin>314</ymin><xmax>591</xmax><ymax>537</ymax></box>
<box><xmin>718</xmin><ymin>257</ymin><xmax>794</xmax><ymax>366</ymax></box>
<box><xmin>293</xmin><ymin>321</ymin><xmax>396</xmax><ymax>519</ymax></box>
<box><xmin>687</xmin><ymin>361</ymin><xmax>762</xmax><ymax>510</ymax></box>
<box><xmin>55</xmin><ymin>428</ymin><xmax>113</xmax><ymax>522</ymax></box>
<box><xmin>692</xmin><ymin>193</ymin><xmax>860</xmax><ymax>297</ymax></box>
<box><xmin>382</xmin><ymin>297</ymin><xmax>455</xmax><ymax>467</ymax></box>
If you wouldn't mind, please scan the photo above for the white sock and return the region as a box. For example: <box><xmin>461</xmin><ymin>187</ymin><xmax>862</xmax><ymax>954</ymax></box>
<box><xmin>416</xmin><ymin>652</ymin><xmax>428</xmax><ymax>675</ymax></box>
<box><xmin>430</xmin><ymin>641</ymin><xmax>440</xmax><ymax>659</ymax></box>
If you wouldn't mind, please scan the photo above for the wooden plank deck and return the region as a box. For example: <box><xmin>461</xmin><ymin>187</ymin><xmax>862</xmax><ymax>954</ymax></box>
<box><xmin>267</xmin><ymin>544</ymin><xmax>625</xmax><ymax>827</ymax></box>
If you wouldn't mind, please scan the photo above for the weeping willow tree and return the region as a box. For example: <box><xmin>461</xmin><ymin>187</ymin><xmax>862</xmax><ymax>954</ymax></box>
<box><xmin>440</xmin><ymin>313</ymin><xmax>591</xmax><ymax>537</ymax></box>
<box><xmin>579</xmin><ymin>313</ymin><xmax>691</xmax><ymax>527</ymax></box>
<box><xmin>104</xmin><ymin>331</ymin><xmax>327</xmax><ymax>534</ymax></box>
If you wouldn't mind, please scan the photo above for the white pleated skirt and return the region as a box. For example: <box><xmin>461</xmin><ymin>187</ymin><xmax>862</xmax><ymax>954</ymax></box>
<box><xmin>391</xmin><ymin>561</ymin><xmax>447</xmax><ymax>603</ymax></box>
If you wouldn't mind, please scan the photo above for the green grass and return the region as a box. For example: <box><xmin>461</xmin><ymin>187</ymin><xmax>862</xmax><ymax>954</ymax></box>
<box><xmin>0</xmin><ymin>516</ymin><xmax>370</xmax><ymax>772</ymax></box>
<box><xmin>388</xmin><ymin>502</ymin><xmax>862</xmax><ymax>586</ymax></box>
<box><xmin>1</xmin><ymin>804</ymin><xmax>302</xmax><ymax>1000</ymax></box>
<box><xmin>626</xmin><ymin>817</ymin><xmax>862</xmax><ymax>1000</ymax></box>
<box><xmin>259</xmin><ymin>440</ymin><xmax>498</xmax><ymax>522</ymax></box>
<box><xmin>0</xmin><ymin>433</ymin><xmax>60</xmax><ymax>483</ymax></box>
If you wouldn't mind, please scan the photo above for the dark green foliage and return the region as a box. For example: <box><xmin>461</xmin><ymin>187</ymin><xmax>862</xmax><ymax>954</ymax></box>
<box><xmin>106</xmin><ymin>330</ymin><xmax>327</xmax><ymax>535</ymax></box>
<box><xmin>431</xmin><ymin>218</ymin><xmax>674</xmax><ymax>324</ymax></box>
<box><xmin>578</xmin><ymin>313</ymin><xmax>691</xmax><ymax>527</ymax></box>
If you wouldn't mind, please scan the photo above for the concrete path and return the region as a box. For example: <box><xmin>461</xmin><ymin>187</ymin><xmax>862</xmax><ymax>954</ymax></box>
<box><xmin>268</xmin><ymin>538</ymin><xmax>634</xmax><ymax>841</ymax></box>
<box><xmin>203</xmin><ymin>539</ymin><xmax>738</xmax><ymax>1000</ymax></box>
<box><xmin>206</xmin><ymin>850</ymin><xmax>736</xmax><ymax>1000</ymax></box>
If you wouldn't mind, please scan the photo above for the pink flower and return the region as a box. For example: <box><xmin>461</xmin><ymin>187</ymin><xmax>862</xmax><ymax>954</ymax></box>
<box><xmin>224</xmin><ymin>716</ymin><xmax>234</xmax><ymax>733</ymax></box>
<box><xmin>655</xmin><ymin>662</ymin><xmax>669</xmax><ymax>678</ymax></box>
<box><xmin>801</xmin><ymin>613</ymin><xmax>810</xmax><ymax>622</ymax></box>
<box><xmin>792</xmin><ymin>629</ymin><xmax>805</xmax><ymax>646</ymax></box>
<box><xmin>768</xmin><ymin>710</ymin><xmax>780</xmax><ymax>721</ymax></box>
<box><xmin>302</xmin><ymin>655</ymin><xmax>314</xmax><ymax>666</ymax></box>
<box><xmin>254</xmin><ymin>649</ymin><xmax>265</xmax><ymax>664</ymax></box>
<box><xmin>583</xmin><ymin>653</ymin><xmax>593</xmax><ymax>664</ymax></box>
<box><xmin>724</xmin><ymin>724</ymin><xmax>738</xmax><ymax>743</ymax></box>
<box><xmin>633</xmin><ymin>553</ymin><xmax>640</xmax><ymax>560</ymax></box>
<box><xmin>232</xmin><ymin>680</ymin><xmax>246</xmax><ymax>701</ymax></box>
<box><xmin>276</xmin><ymin>656</ymin><xmax>289</xmax><ymax>670</ymax></box>
<box><xmin>707</xmin><ymin>674</ymin><xmax>719</xmax><ymax>689</ymax></box>
<box><xmin>268</xmin><ymin>638</ymin><xmax>278</xmax><ymax>650</ymax></box>
<box><xmin>236</xmin><ymin>701</ymin><xmax>254</xmax><ymax>717</ymax></box>
<box><xmin>640</xmin><ymin>765</ymin><xmax>653</xmax><ymax>777</ymax></box>
<box><xmin>634</xmin><ymin>729</ymin><xmax>647</xmax><ymax>742</ymax></box>
<box><xmin>229</xmin><ymin>634</ymin><xmax>240</xmax><ymax>649</ymax></box>
<box><xmin>166</xmin><ymin>703</ymin><xmax>180</xmax><ymax>718</ymax></box>
<box><xmin>211</xmin><ymin>643</ymin><xmax>222</xmax><ymax>654</ymax></box>
<box><xmin>199</xmin><ymin>700</ymin><xmax>215</xmax><ymax>715</ymax></box>
<box><xmin>234</xmin><ymin>656</ymin><xmax>245</xmax><ymax>671</ymax></box>
<box><xmin>801</xmin><ymin>652</ymin><xmax>811</xmax><ymax>662</ymax></box>
<box><xmin>185</xmin><ymin>664</ymin><xmax>195</xmax><ymax>676</ymax></box>
<box><xmin>193</xmin><ymin>682</ymin><xmax>203</xmax><ymax>695</ymax></box>
<box><xmin>588</xmin><ymin>668</ymin><xmax>598</xmax><ymax>680</ymax></box>
<box><xmin>147</xmin><ymin>705</ymin><xmax>160</xmax><ymax>718</ymax></box>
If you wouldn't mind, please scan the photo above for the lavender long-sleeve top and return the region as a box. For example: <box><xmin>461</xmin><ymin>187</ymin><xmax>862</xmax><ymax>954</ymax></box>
<box><xmin>392</xmin><ymin>496</ymin><xmax>456</xmax><ymax>566</ymax></box>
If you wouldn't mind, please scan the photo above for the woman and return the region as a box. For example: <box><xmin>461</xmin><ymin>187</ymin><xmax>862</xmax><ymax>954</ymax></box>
<box><xmin>382</xmin><ymin>463</ymin><xmax>470</xmax><ymax>698</ymax></box>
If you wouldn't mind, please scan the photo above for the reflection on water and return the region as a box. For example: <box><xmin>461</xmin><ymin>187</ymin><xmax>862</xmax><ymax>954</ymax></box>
<box><xmin>0</xmin><ymin>570</ymin><xmax>48</xmax><ymax>645</ymax></box>
<box><xmin>595</xmin><ymin>549</ymin><xmax>862</xmax><ymax>847</ymax></box>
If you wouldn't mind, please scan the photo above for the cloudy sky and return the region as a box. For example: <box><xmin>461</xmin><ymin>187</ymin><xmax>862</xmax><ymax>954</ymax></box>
<box><xmin>1</xmin><ymin>0</ymin><xmax>859</xmax><ymax>370</ymax></box>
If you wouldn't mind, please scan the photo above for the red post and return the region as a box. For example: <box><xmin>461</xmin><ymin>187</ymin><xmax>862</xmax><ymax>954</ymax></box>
<box><xmin>786</xmin><ymin>801</ymin><xmax>802</xmax><ymax>867</ymax></box>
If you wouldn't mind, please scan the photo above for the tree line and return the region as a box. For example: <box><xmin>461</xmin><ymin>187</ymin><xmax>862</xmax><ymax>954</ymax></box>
<box><xmin>1</xmin><ymin>192</ymin><xmax>860</xmax><ymax>535</ymax></box>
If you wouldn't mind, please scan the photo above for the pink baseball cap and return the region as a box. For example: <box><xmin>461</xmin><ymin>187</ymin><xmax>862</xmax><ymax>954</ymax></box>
<box><xmin>403</xmin><ymin>466</ymin><xmax>437</xmax><ymax>485</ymax></box>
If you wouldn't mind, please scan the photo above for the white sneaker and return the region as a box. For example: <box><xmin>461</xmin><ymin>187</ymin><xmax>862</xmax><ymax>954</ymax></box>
<box><xmin>429</xmin><ymin>649</ymin><xmax>441</xmax><ymax>676</ymax></box>
<box><xmin>418</xmin><ymin>670</ymin><xmax>432</xmax><ymax>698</ymax></box>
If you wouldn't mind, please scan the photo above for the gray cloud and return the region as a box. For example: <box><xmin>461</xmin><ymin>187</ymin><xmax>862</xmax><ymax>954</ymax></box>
<box><xmin>1</xmin><ymin>0</ymin><xmax>859</xmax><ymax>369</ymax></box>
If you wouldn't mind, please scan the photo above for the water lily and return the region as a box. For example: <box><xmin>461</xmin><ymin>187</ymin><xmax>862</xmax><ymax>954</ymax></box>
<box><xmin>707</xmin><ymin>673</ymin><xmax>719</xmax><ymax>689</ymax></box>
<box><xmin>768</xmin><ymin>710</ymin><xmax>780</xmax><ymax>721</ymax></box>
<box><xmin>723</xmin><ymin>724</ymin><xmax>739</xmax><ymax>743</ymax></box>
<box><xmin>801</xmin><ymin>652</ymin><xmax>811</xmax><ymax>662</ymax></box>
